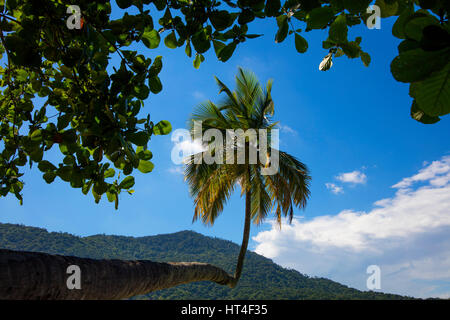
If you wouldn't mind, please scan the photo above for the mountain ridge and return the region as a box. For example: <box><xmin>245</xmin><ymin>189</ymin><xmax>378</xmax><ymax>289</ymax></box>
<box><xmin>0</xmin><ymin>222</ymin><xmax>411</xmax><ymax>299</ymax></box>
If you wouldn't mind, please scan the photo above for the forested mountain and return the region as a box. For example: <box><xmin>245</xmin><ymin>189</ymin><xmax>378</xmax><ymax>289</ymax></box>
<box><xmin>0</xmin><ymin>223</ymin><xmax>409</xmax><ymax>299</ymax></box>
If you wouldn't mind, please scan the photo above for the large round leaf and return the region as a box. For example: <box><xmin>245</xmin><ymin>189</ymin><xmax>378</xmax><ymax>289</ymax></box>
<box><xmin>329</xmin><ymin>14</ymin><xmax>347</xmax><ymax>43</ymax></box>
<box><xmin>414</xmin><ymin>62</ymin><xmax>450</xmax><ymax>117</ymax></box>
<box><xmin>294</xmin><ymin>33</ymin><xmax>308</xmax><ymax>53</ymax></box>
<box><xmin>307</xmin><ymin>7</ymin><xmax>335</xmax><ymax>29</ymax></box>
<box><xmin>390</xmin><ymin>48</ymin><xmax>449</xmax><ymax>83</ymax></box>
<box><xmin>119</xmin><ymin>176</ymin><xmax>135</xmax><ymax>189</ymax></box>
<box><xmin>138</xmin><ymin>160</ymin><xmax>154</xmax><ymax>173</ymax></box>
<box><xmin>410</xmin><ymin>100</ymin><xmax>440</xmax><ymax>124</ymax></box>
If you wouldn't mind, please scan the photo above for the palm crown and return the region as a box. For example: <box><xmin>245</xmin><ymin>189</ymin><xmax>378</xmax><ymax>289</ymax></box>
<box><xmin>185</xmin><ymin>68</ymin><xmax>311</xmax><ymax>287</ymax></box>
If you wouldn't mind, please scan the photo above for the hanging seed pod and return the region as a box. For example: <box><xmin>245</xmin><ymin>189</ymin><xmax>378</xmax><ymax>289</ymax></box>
<box><xmin>319</xmin><ymin>52</ymin><xmax>333</xmax><ymax>71</ymax></box>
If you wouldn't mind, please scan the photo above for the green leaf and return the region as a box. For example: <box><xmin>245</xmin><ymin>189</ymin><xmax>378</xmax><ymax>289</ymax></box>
<box><xmin>4</xmin><ymin>34</ymin><xmax>41</xmax><ymax>67</ymax></box>
<box><xmin>413</xmin><ymin>62</ymin><xmax>450</xmax><ymax>117</ymax></box>
<box><xmin>57</xmin><ymin>166</ymin><xmax>73</xmax><ymax>182</ymax></box>
<box><xmin>134</xmin><ymin>84</ymin><xmax>150</xmax><ymax>100</ymax></box>
<box><xmin>148</xmin><ymin>76</ymin><xmax>162</xmax><ymax>94</ymax></box>
<box><xmin>294</xmin><ymin>33</ymin><xmax>308</xmax><ymax>53</ymax></box>
<box><xmin>30</xmin><ymin>129</ymin><xmax>43</xmax><ymax>142</ymax></box>
<box><xmin>341</xmin><ymin>41</ymin><xmax>361</xmax><ymax>58</ymax></box>
<box><xmin>191</xmin><ymin>29</ymin><xmax>211</xmax><ymax>54</ymax></box>
<box><xmin>275</xmin><ymin>15</ymin><xmax>289</xmax><ymax>43</ymax></box>
<box><xmin>142</xmin><ymin>28</ymin><xmax>160</xmax><ymax>49</ymax></box>
<box><xmin>93</xmin><ymin>181</ymin><xmax>108</xmax><ymax>195</ymax></box>
<box><xmin>218</xmin><ymin>42</ymin><xmax>236</xmax><ymax>62</ymax></box>
<box><xmin>43</xmin><ymin>172</ymin><xmax>57</xmax><ymax>184</ymax></box>
<box><xmin>392</xmin><ymin>7</ymin><xmax>414</xmax><ymax>39</ymax></box>
<box><xmin>127</xmin><ymin>131</ymin><xmax>149</xmax><ymax>146</ymax></box>
<box><xmin>57</xmin><ymin>114</ymin><xmax>72</xmax><ymax>131</ymax></box>
<box><xmin>149</xmin><ymin>56</ymin><xmax>163</xmax><ymax>77</ymax></box>
<box><xmin>193</xmin><ymin>53</ymin><xmax>204</xmax><ymax>69</ymax></box>
<box><xmin>410</xmin><ymin>100</ymin><xmax>440</xmax><ymax>124</ymax></box>
<box><xmin>213</xmin><ymin>40</ymin><xmax>226</xmax><ymax>58</ymax></box>
<box><xmin>265</xmin><ymin>0</ymin><xmax>281</xmax><ymax>17</ymax></box>
<box><xmin>334</xmin><ymin>48</ymin><xmax>344</xmax><ymax>58</ymax></box>
<box><xmin>104</xmin><ymin>168</ymin><xmax>116</xmax><ymax>178</ymax></box>
<box><xmin>152</xmin><ymin>0</ymin><xmax>166</xmax><ymax>11</ymax></box>
<box><xmin>137</xmin><ymin>149</ymin><xmax>153</xmax><ymax>161</ymax></box>
<box><xmin>404</xmin><ymin>16</ymin><xmax>439</xmax><ymax>42</ymax></box>
<box><xmin>390</xmin><ymin>48</ymin><xmax>449</xmax><ymax>83</ymax></box>
<box><xmin>307</xmin><ymin>7</ymin><xmax>335</xmax><ymax>29</ymax></box>
<box><xmin>138</xmin><ymin>160</ymin><xmax>154</xmax><ymax>173</ymax></box>
<box><xmin>375</xmin><ymin>0</ymin><xmax>399</xmax><ymax>18</ymax></box>
<box><xmin>119</xmin><ymin>176</ymin><xmax>135</xmax><ymax>189</ymax></box>
<box><xmin>38</xmin><ymin>161</ymin><xmax>57</xmax><ymax>173</ymax></box>
<box><xmin>360</xmin><ymin>52</ymin><xmax>371</xmax><ymax>67</ymax></box>
<box><xmin>106</xmin><ymin>191</ymin><xmax>116</xmax><ymax>203</ymax></box>
<box><xmin>420</xmin><ymin>25</ymin><xmax>450</xmax><ymax>52</ymax></box>
<box><xmin>238</xmin><ymin>9</ymin><xmax>255</xmax><ymax>25</ymax></box>
<box><xmin>185</xmin><ymin>41</ymin><xmax>192</xmax><ymax>57</ymax></box>
<box><xmin>398</xmin><ymin>39</ymin><xmax>420</xmax><ymax>53</ymax></box>
<box><xmin>209</xmin><ymin>10</ymin><xmax>231</xmax><ymax>31</ymax></box>
<box><xmin>164</xmin><ymin>31</ymin><xmax>178</xmax><ymax>49</ymax></box>
<box><xmin>343</xmin><ymin>0</ymin><xmax>372</xmax><ymax>13</ymax></box>
<box><xmin>116</xmin><ymin>0</ymin><xmax>133</xmax><ymax>9</ymax></box>
<box><xmin>329</xmin><ymin>14</ymin><xmax>347</xmax><ymax>43</ymax></box>
<box><xmin>153</xmin><ymin>120</ymin><xmax>172</xmax><ymax>135</ymax></box>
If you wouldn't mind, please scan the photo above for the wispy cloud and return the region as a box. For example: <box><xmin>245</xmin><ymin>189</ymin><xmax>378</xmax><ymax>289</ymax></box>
<box><xmin>253</xmin><ymin>156</ymin><xmax>450</xmax><ymax>298</ymax></box>
<box><xmin>192</xmin><ymin>91</ymin><xmax>206</xmax><ymax>100</ymax></box>
<box><xmin>336</xmin><ymin>170</ymin><xmax>367</xmax><ymax>184</ymax></box>
<box><xmin>278</xmin><ymin>124</ymin><xmax>298</xmax><ymax>136</ymax></box>
<box><xmin>325</xmin><ymin>169</ymin><xmax>367</xmax><ymax>194</ymax></box>
<box><xmin>392</xmin><ymin>157</ymin><xmax>450</xmax><ymax>189</ymax></box>
<box><xmin>168</xmin><ymin>166</ymin><xmax>184</xmax><ymax>175</ymax></box>
<box><xmin>325</xmin><ymin>183</ymin><xmax>344</xmax><ymax>194</ymax></box>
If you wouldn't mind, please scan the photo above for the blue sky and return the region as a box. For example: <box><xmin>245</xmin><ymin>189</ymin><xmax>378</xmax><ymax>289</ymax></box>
<box><xmin>1</xmin><ymin>5</ymin><xmax>450</xmax><ymax>298</ymax></box>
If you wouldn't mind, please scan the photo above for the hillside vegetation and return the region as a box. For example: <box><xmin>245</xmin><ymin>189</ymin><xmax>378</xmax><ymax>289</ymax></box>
<box><xmin>0</xmin><ymin>223</ymin><xmax>409</xmax><ymax>299</ymax></box>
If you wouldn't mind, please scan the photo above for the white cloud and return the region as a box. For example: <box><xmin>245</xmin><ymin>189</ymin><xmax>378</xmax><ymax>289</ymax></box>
<box><xmin>336</xmin><ymin>170</ymin><xmax>367</xmax><ymax>184</ymax></box>
<box><xmin>325</xmin><ymin>183</ymin><xmax>344</xmax><ymax>194</ymax></box>
<box><xmin>278</xmin><ymin>124</ymin><xmax>298</xmax><ymax>136</ymax></box>
<box><xmin>392</xmin><ymin>156</ymin><xmax>450</xmax><ymax>189</ymax></box>
<box><xmin>168</xmin><ymin>166</ymin><xmax>184</xmax><ymax>175</ymax></box>
<box><xmin>253</xmin><ymin>155</ymin><xmax>450</xmax><ymax>298</ymax></box>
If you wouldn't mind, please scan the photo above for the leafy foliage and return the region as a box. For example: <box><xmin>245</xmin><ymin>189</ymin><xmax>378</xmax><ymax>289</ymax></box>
<box><xmin>0</xmin><ymin>222</ymin><xmax>413</xmax><ymax>300</ymax></box>
<box><xmin>0</xmin><ymin>0</ymin><xmax>448</xmax><ymax>208</ymax></box>
<box><xmin>390</xmin><ymin>3</ymin><xmax>450</xmax><ymax>124</ymax></box>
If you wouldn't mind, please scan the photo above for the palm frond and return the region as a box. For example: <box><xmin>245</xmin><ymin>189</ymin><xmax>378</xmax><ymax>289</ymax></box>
<box><xmin>186</xmin><ymin>68</ymin><xmax>310</xmax><ymax>228</ymax></box>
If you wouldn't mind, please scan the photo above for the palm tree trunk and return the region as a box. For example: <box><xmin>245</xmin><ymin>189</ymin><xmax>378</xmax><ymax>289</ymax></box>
<box><xmin>230</xmin><ymin>187</ymin><xmax>252</xmax><ymax>288</ymax></box>
<box><xmin>0</xmin><ymin>249</ymin><xmax>235</xmax><ymax>299</ymax></box>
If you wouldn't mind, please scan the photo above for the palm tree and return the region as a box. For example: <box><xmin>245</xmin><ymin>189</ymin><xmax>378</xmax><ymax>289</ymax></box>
<box><xmin>185</xmin><ymin>68</ymin><xmax>311</xmax><ymax>288</ymax></box>
<box><xmin>0</xmin><ymin>68</ymin><xmax>310</xmax><ymax>299</ymax></box>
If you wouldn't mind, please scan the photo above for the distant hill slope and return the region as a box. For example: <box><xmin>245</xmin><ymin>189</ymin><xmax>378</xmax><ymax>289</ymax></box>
<box><xmin>0</xmin><ymin>223</ymin><xmax>409</xmax><ymax>299</ymax></box>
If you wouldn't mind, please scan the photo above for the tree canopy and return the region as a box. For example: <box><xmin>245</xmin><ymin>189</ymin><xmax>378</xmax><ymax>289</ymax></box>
<box><xmin>0</xmin><ymin>0</ymin><xmax>448</xmax><ymax>207</ymax></box>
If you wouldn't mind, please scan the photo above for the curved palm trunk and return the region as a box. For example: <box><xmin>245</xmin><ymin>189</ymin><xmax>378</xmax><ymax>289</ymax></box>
<box><xmin>0</xmin><ymin>249</ymin><xmax>234</xmax><ymax>300</ymax></box>
<box><xmin>230</xmin><ymin>188</ymin><xmax>252</xmax><ymax>288</ymax></box>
